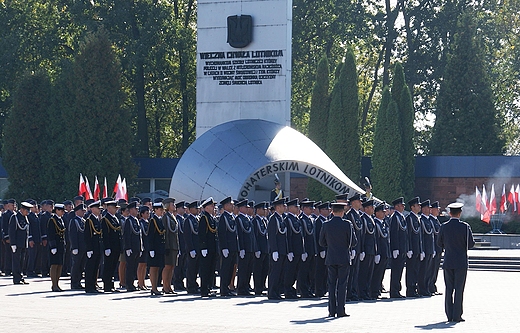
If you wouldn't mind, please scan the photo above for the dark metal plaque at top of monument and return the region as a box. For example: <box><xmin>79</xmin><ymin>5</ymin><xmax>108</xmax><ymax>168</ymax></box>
<box><xmin>227</xmin><ymin>15</ymin><xmax>253</xmax><ymax>48</ymax></box>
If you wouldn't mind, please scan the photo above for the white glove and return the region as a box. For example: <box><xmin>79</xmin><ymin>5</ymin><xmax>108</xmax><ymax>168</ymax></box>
<box><xmin>87</xmin><ymin>251</ymin><xmax>93</xmax><ymax>258</ymax></box>
<box><xmin>301</xmin><ymin>252</ymin><xmax>308</xmax><ymax>262</ymax></box>
<box><xmin>255</xmin><ymin>251</ymin><xmax>261</xmax><ymax>258</ymax></box>
<box><xmin>51</xmin><ymin>248</ymin><xmax>57</xmax><ymax>255</ymax></box>
<box><xmin>433</xmin><ymin>251</ymin><xmax>436</xmax><ymax>258</ymax></box>
<box><xmin>11</xmin><ymin>245</ymin><xmax>17</xmax><ymax>253</ymax></box>
<box><xmin>393</xmin><ymin>250</ymin><xmax>399</xmax><ymax>259</ymax></box>
<box><xmin>272</xmin><ymin>251</ymin><xmax>279</xmax><ymax>261</ymax></box>
<box><xmin>72</xmin><ymin>249</ymin><xmax>79</xmax><ymax>255</ymax></box>
<box><xmin>420</xmin><ymin>252</ymin><xmax>425</xmax><ymax>261</ymax></box>
<box><xmin>201</xmin><ymin>249</ymin><xmax>208</xmax><ymax>257</ymax></box>
<box><xmin>287</xmin><ymin>252</ymin><xmax>294</xmax><ymax>262</ymax></box>
<box><xmin>375</xmin><ymin>254</ymin><xmax>381</xmax><ymax>264</ymax></box>
<box><xmin>407</xmin><ymin>250</ymin><xmax>413</xmax><ymax>258</ymax></box>
<box><xmin>126</xmin><ymin>249</ymin><xmax>132</xmax><ymax>257</ymax></box>
<box><xmin>239</xmin><ymin>249</ymin><xmax>245</xmax><ymax>259</ymax></box>
<box><xmin>359</xmin><ymin>252</ymin><xmax>366</xmax><ymax>261</ymax></box>
<box><xmin>350</xmin><ymin>249</ymin><xmax>356</xmax><ymax>260</ymax></box>
<box><xmin>105</xmin><ymin>249</ymin><xmax>111</xmax><ymax>257</ymax></box>
<box><xmin>222</xmin><ymin>249</ymin><xmax>229</xmax><ymax>258</ymax></box>
<box><xmin>150</xmin><ymin>250</ymin><xmax>155</xmax><ymax>258</ymax></box>
<box><xmin>189</xmin><ymin>250</ymin><xmax>196</xmax><ymax>258</ymax></box>
<box><xmin>320</xmin><ymin>250</ymin><xmax>326</xmax><ymax>259</ymax></box>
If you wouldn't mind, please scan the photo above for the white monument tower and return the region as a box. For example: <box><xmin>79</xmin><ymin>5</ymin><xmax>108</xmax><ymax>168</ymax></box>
<box><xmin>196</xmin><ymin>0</ymin><xmax>292</xmax><ymax>137</ymax></box>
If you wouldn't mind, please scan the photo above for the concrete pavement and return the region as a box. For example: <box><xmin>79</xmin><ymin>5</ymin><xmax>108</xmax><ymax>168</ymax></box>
<box><xmin>1</xmin><ymin>268</ymin><xmax>518</xmax><ymax>332</ymax></box>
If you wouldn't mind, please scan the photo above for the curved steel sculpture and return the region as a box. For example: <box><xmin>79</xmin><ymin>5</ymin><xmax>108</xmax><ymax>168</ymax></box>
<box><xmin>169</xmin><ymin>119</ymin><xmax>365</xmax><ymax>202</ymax></box>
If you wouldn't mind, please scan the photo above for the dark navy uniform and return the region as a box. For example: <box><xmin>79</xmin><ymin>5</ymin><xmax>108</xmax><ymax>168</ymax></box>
<box><xmin>164</xmin><ymin>211</ymin><xmax>180</xmax><ymax>266</ymax></box>
<box><xmin>298</xmin><ymin>211</ymin><xmax>316</xmax><ymax>298</ymax></box>
<box><xmin>358</xmin><ymin>211</ymin><xmax>377</xmax><ymax>300</ymax></box>
<box><xmin>218</xmin><ymin>210</ymin><xmax>239</xmax><ymax>296</ymax></box>
<box><xmin>405</xmin><ymin>211</ymin><xmax>423</xmax><ymax>297</ymax></box>
<box><xmin>389</xmin><ymin>209</ymin><xmax>408</xmax><ymax>298</ymax></box>
<box><xmin>39</xmin><ymin>209</ymin><xmax>52</xmax><ymax>276</ymax></box>
<box><xmin>26</xmin><ymin>211</ymin><xmax>41</xmax><ymax>277</ymax></box>
<box><xmin>237</xmin><ymin>212</ymin><xmax>257</xmax><ymax>295</ymax></box>
<box><xmin>371</xmin><ymin>215</ymin><xmax>390</xmax><ymax>298</ymax></box>
<box><xmin>69</xmin><ymin>214</ymin><xmax>87</xmax><ymax>289</ymax></box>
<box><xmin>314</xmin><ymin>214</ymin><xmax>328</xmax><ymax>297</ymax></box>
<box><xmin>430</xmin><ymin>213</ymin><xmax>443</xmax><ymax>294</ymax></box>
<box><xmin>147</xmin><ymin>213</ymin><xmax>166</xmax><ymax>268</ymax></box>
<box><xmin>284</xmin><ymin>211</ymin><xmax>304</xmax><ymax>299</ymax></box>
<box><xmin>437</xmin><ymin>207</ymin><xmax>475</xmax><ymax>322</ymax></box>
<box><xmin>346</xmin><ymin>208</ymin><xmax>364</xmax><ymax>300</ymax></box>
<box><xmin>124</xmin><ymin>214</ymin><xmax>142</xmax><ymax>291</ymax></box>
<box><xmin>319</xmin><ymin>212</ymin><xmax>355</xmax><ymax>317</ymax></box>
<box><xmin>173</xmin><ymin>210</ymin><xmax>187</xmax><ymax>291</ymax></box>
<box><xmin>252</xmin><ymin>211</ymin><xmax>269</xmax><ymax>295</ymax></box>
<box><xmin>419</xmin><ymin>213</ymin><xmax>435</xmax><ymax>296</ymax></box>
<box><xmin>47</xmin><ymin>214</ymin><xmax>66</xmax><ymax>266</ymax></box>
<box><xmin>198</xmin><ymin>210</ymin><xmax>218</xmax><ymax>296</ymax></box>
<box><xmin>184</xmin><ymin>213</ymin><xmax>200</xmax><ymax>293</ymax></box>
<box><xmin>84</xmin><ymin>214</ymin><xmax>103</xmax><ymax>293</ymax></box>
<box><xmin>2</xmin><ymin>208</ymin><xmax>14</xmax><ymax>275</ymax></box>
<box><xmin>101</xmin><ymin>213</ymin><xmax>122</xmax><ymax>291</ymax></box>
<box><xmin>267</xmin><ymin>211</ymin><xmax>287</xmax><ymax>300</ymax></box>
<box><xmin>8</xmin><ymin>211</ymin><xmax>29</xmax><ymax>284</ymax></box>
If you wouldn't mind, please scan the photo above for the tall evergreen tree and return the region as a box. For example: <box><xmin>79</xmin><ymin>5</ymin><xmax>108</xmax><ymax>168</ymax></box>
<box><xmin>307</xmin><ymin>55</ymin><xmax>330</xmax><ymax>199</ymax></box>
<box><xmin>392</xmin><ymin>63</ymin><xmax>415</xmax><ymax>199</ymax></box>
<box><xmin>3</xmin><ymin>71</ymin><xmax>51</xmax><ymax>200</ymax></box>
<box><xmin>326</xmin><ymin>48</ymin><xmax>361</xmax><ymax>187</ymax></box>
<box><xmin>57</xmin><ymin>30</ymin><xmax>137</xmax><ymax>198</ymax></box>
<box><xmin>371</xmin><ymin>88</ymin><xmax>404</xmax><ymax>202</ymax></box>
<box><xmin>430</xmin><ymin>12</ymin><xmax>504</xmax><ymax>155</ymax></box>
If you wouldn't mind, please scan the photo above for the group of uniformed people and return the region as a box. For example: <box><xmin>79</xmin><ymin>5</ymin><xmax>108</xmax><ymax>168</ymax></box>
<box><xmin>0</xmin><ymin>190</ymin><xmax>447</xmax><ymax>302</ymax></box>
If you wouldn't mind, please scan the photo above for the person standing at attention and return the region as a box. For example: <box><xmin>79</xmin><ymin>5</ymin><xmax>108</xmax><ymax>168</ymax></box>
<box><xmin>437</xmin><ymin>202</ymin><xmax>475</xmax><ymax>323</ymax></box>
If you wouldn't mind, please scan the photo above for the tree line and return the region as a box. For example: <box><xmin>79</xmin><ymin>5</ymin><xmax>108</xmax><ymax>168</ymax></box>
<box><xmin>0</xmin><ymin>1</ymin><xmax>518</xmax><ymax>202</ymax></box>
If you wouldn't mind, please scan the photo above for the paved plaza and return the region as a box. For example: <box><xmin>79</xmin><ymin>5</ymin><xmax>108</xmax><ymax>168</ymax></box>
<box><xmin>1</xmin><ymin>252</ymin><xmax>519</xmax><ymax>332</ymax></box>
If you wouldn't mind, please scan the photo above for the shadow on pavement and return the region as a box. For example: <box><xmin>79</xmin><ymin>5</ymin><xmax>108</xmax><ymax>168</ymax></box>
<box><xmin>415</xmin><ymin>321</ymin><xmax>457</xmax><ymax>330</ymax></box>
<box><xmin>290</xmin><ymin>316</ymin><xmax>336</xmax><ymax>324</ymax></box>
<box><xmin>298</xmin><ymin>301</ymin><xmax>327</xmax><ymax>308</ymax></box>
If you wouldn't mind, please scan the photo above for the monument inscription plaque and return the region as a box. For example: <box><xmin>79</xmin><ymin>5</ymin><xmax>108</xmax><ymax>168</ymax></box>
<box><xmin>196</xmin><ymin>0</ymin><xmax>292</xmax><ymax>137</ymax></box>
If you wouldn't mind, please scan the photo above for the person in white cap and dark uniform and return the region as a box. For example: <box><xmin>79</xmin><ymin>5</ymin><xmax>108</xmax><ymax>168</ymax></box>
<box><xmin>8</xmin><ymin>201</ymin><xmax>32</xmax><ymax>285</ymax></box>
<box><xmin>437</xmin><ymin>202</ymin><xmax>475</xmax><ymax>323</ymax></box>
<box><xmin>47</xmin><ymin>203</ymin><xmax>67</xmax><ymax>291</ymax></box>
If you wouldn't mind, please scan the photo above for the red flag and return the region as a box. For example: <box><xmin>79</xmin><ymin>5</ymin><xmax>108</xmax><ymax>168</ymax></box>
<box><xmin>481</xmin><ymin>185</ymin><xmax>490</xmax><ymax>223</ymax></box>
<box><xmin>93</xmin><ymin>176</ymin><xmax>101</xmax><ymax>201</ymax></box>
<box><xmin>476</xmin><ymin>186</ymin><xmax>482</xmax><ymax>214</ymax></box>
<box><xmin>84</xmin><ymin>176</ymin><xmax>93</xmax><ymax>200</ymax></box>
<box><xmin>79</xmin><ymin>174</ymin><xmax>87</xmax><ymax>196</ymax></box>
<box><xmin>115</xmin><ymin>175</ymin><xmax>124</xmax><ymax>200</ymax></box>
<box><xmin>103</xmin><ymin>177</ymin><xmax>108</xmax><ymax>199</ymax></box>
<box><xmin>113</xmin><ymin>174</ymin><xmax>121</xmax><ymax>196</ymax></box>
<box><xmin>489</xmin><ymin>184</ymin><xmax>497</xmax><ymax>215</ymax></box>
<box><xmin>508</xmin><ymin>184</ymin><xmax>516</xmax><ymax>212</ymax></box>
<box><xmin>500</xmin><ymin>184</ymin><xmax>507</xmax><ymax>213</ymax></box>
<box><xmin>122</xmin><ymin>178</ymin><xmax>128</xmax><ymax>201</ymax></box>
<box><xmin>516</xmin><ymin>184</ymin><xmax>520</xmax><ymax>215</ymax></box>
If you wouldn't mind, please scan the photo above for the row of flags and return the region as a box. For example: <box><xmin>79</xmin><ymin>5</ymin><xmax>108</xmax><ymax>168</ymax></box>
<box><xmin>475</xmin><ymin>184</ymin><xmax>520</xmax><ymax>223</ymax></box>
<box><xmin>78</xmin><ymin>174</ymin><xmax>128</xmax><ymax>201</ymax></box>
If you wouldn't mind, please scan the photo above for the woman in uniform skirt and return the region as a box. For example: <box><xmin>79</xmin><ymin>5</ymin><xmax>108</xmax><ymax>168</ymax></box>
<box><xmin>47</xmin><ymin>204</ymin><xmax>67</xmax><ymax>291</ymax></box>
<box><xmin>137</xmin><ymin>206</ymin><xmax>150</xmax><ymax>290</ymax></box>
<box><xmin>147</xmin><ymin>203</ymin><xmax>166</xmax><ymax>296</ymax></box>
<box><xmin>162</xmin><ymin>198</ymin><xmax>179</xmax><ymax>294</ymax></box>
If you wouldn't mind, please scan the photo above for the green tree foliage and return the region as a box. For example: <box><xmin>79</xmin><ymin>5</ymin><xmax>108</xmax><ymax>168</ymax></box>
<box><xmin>2</xmin><ymin>72</ymin><xmax>51</xmax><ymax>200</ymax></box>
<box><xmin>430</xmin><ymin>12</ymin><xmax>505</xmax><ymax>155</ymax></box>
<box><xmin>391</xmin><ymin>63</ymin><xmax>415</xmax><ymax>199</ymax></box>
<box><xmin>326</xmin><ymin>48</ymin><xmax>361</xmax><ymax>185</ymax></box>
<box><xmin>307</xmin><ymin>55</ymin><xmax>330</xmax><ymax>199</ymax></box>
<box><xmin>371</xmin><ymin>88</ymin><xmax>404</xmax><ymax>202</ymax></box>
<box><xmin>68</xmin><ymin>31</ymin><xmax>136</xmax><ymax>195</ymax></box>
